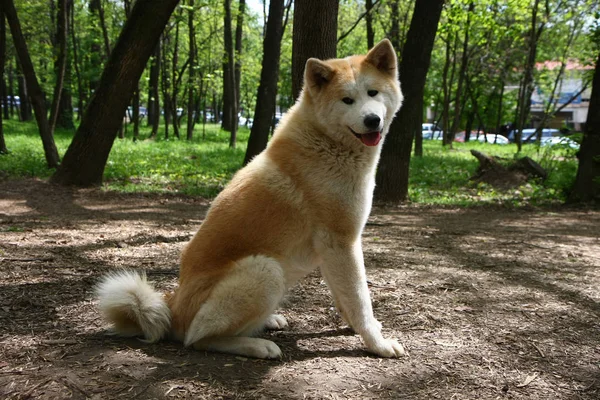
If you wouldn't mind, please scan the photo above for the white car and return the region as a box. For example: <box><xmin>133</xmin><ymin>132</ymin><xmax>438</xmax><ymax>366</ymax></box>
<box><xmin>422</xmin><ymin>123</ymin><xmax>443</xmax><ymax>140</ymax></box>
<box><xmin>476</xmin><ymin>134</ymin><xmax>509</xmax><ymax>145</ymax></box>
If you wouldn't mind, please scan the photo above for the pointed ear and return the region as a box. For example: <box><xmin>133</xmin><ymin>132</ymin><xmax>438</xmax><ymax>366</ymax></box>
<box><xmin>304</xmin><ymin>58</ymin><xmax>335</xmax><ymax>93</ymax></box>
<box><xmin>365</xmin><ymin>39</ymin><xmax>398</xmax><ymax>77</ymax></box>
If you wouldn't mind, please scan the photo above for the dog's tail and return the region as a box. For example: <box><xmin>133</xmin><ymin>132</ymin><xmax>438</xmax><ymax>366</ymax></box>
<box><xmin>95</xmin><ymin>270</ymin><xmax>171</xmax><ymax>343</ymax></box>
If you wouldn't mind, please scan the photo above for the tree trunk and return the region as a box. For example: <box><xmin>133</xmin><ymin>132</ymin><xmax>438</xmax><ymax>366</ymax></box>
<box><xmin>514</xmin><ymin>0</ymin><xmax>543</xmax><ymax>153</ymax></box>
<box><xmin>375</xmin><ymin>0</ymin><xmax>444</xmax><ymax>203</ymax></box>
<box><xmin>234</xmin><ymin>0</ymin><xmax>244</xmax><ymax>122</ymax></box>
<box><xmin>243</xmin><ymin>0</ymin><xmax>284</xmax><ymax>165</ymax></box>
<box><xmin>224</xmin><ymin>0</ymin><xmax>237</xmax><ymax>148</ymax></box>
<box><xmin>365</xmin><ymin>0</ymin><xmax>375</xmax><ymax>49</ymax></box>
<box><xmin>2</xmin><ymin>0</ymin><xmax>59</xmax><ymax>167</ymax></box>
<box><xmin>186</xmin><ymin>0</ymin><xmax>195</xmax><ymax>141</ymax></box>
<box><xmin>8</xmin><ymin>58</ymin><xmax>14</xmax><ymax>117</ymax></box>
<box><xmin>0</xmin><ymin>4</ymin><xmax>6</xmax><ymax>154</ymax></box>
<box><xmin>170</xmin><ymin>9</ymin><xmax>180</xmax><ymax>139</ymax></box>
<box><xmin>52</xmin><ymin>0</ymin><xmax>180</xmax><ymax>186</ymax></box>
<box><xmin>291</xmin><ymin>0</ymin><xmax>338</xmax><ymax>101</ymax></box>
<box><xmin>49</xmin><ymin>0</ymin><xmax>68</xmax><ymax>135</ymax></box>
<box><xmin>448</xmin><ymin>2</ymin><xmax>474</xmax><ymax>145</ymax></box>
<box><xmin>70</xmin><ymin>1</ymin><xmax>84</xmax><ymax>121</ymax></box>
<box><xmin>569</xmin><ymin>50</ymin><xmax>600</xmax><ymax>203</ymax></box>
<box><xmin>148</xmin><ymin>42</ymin><xmax>160</xmax><ymax>136</ymax></box>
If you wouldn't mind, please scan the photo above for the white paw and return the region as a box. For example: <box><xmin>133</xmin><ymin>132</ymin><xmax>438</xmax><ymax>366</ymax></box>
<box><xmin>368</xmin><ymin>338</ymin><xmax>406</xmax><ymax>358</ymax></box>
<box><xmin>264</xmin><ymin>314</ymin><xmax>288</xmax><ymax>330</ymax></box>
<box><xmin>250</xmin><ymin>339</ymin><xmax>282</xmax><ymax>359</ymax></box>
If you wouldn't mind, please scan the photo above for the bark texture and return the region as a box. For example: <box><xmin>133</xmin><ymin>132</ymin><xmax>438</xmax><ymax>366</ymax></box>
<box><xmin>291</xmin><ymin>0</ymin><xmax>338</xmax><ymax>101</ymax></box>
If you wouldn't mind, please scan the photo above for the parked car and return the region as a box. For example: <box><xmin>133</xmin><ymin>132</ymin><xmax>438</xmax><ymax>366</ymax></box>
<box><xmin>540</xmin><ymin>135</ymin><xmax>580</xmax><ymax>149</ymax></box>
<box><xmin>507</xmin><ymin>128</ymin><xmax>560</xmax><ymax>144</ymax></box>
<box><xmin>476</xmin><ymin>134</ymin><xmax>509</xmax><ymax>144</ymax></box>
<box><xmin>422</xmin><ymin>123</ymin><xmax>443</xmax><ymax>140</ymax></box>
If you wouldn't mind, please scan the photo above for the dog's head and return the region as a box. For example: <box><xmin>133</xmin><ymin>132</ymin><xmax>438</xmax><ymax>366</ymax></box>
<box><xmin>302</xmin><ymin>39</ymin><xmax>403</xmax><ymax>148</ymax></box>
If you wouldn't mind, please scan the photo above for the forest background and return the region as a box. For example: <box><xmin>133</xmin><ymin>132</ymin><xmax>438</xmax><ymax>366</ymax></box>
<box><xmin>0</xmin><ymin>0</ymin><xmax>598</xmax><ymax>205</ymax></box>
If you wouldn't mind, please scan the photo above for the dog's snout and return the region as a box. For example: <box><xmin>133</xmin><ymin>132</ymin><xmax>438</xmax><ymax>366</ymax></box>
<box><xmin>364</xmin><ymin>114</ymin><xmax>381</xmax><ymax>130</ymax></box>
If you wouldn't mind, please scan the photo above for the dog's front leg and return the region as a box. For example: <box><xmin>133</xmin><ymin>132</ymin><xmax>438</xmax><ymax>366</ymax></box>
<box><xmin>319</xmin><ymin>240</ymin><xmax>405</xmax><ymax>357</ymax></box>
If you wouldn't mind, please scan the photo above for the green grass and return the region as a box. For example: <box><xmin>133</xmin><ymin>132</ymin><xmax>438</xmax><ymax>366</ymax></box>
<box><xmin>0</xmin><ymin>119</ymin><xmax>579</xmax><ymax>205</ymax></box>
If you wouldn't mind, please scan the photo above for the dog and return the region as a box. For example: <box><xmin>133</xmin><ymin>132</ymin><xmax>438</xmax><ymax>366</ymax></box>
<box><xmin>96</xmin><ymin>39</ymin><xmax>404</xmax><ymax>359</ymax></box>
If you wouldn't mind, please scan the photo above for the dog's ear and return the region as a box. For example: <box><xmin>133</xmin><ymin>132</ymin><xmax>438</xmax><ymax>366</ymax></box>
<box><xmin>304</xmin><ymin>58</ymin><xmax>335</xmax><ymax>94</ymax></box>
<box><xmin>365</xmin><ymin>39</ymin><xmax>397</xmax><ymax>78</ymax></box>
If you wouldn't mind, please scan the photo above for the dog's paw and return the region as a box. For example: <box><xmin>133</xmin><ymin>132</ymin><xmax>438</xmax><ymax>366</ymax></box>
<box><xmin>368</xmin><ymin>338</ymin><xmax>406</xmax><ymax>358</ymax></box>
<box><xmin>250</xmin><ymin>339</ymin><xmax>283</xmax><ymax>359</ymax></box>
<box><xmin>264</xmin><ymin>314</ymin><xmax>288</xmax><ymax>330</ymax></box>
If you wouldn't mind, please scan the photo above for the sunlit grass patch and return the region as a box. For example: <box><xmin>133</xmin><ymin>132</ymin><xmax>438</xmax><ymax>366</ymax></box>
<box><xmin>0</xmin><ymin>120</ymin><xmax>578</xmax><ymax>205</ymax></box>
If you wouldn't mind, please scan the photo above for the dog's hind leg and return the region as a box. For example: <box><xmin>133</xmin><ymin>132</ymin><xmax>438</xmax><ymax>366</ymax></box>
<box><xmin>184</xmin><ymin>255</ymin><xmax>286</xmax><ymax>359</ymax></box>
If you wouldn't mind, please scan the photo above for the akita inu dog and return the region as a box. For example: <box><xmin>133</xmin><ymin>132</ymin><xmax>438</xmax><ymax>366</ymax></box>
<box><xmin>96</xmin><ymin>39</ymin><xmax>404</xmax><ymax>359</ymax></box>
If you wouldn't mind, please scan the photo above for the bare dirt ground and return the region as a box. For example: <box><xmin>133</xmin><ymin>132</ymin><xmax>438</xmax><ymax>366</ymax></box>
<box><xmin>1</xmin><ymin>178</ymin><xmax>599</xmax><ymax>399</ymax></box>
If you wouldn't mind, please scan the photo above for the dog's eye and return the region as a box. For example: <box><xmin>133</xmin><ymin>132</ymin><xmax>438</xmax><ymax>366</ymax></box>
<box><xmin>368</xmin><ymin>90</ymin><xmax>379</xmax><ymax>97</ymax></box>
<box><xmin>342</xmin><ymin>97</ymin><xmax>354</xmax><ymax>105</ymax></box>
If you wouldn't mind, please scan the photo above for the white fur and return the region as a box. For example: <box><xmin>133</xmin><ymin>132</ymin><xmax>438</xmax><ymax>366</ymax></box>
<box><xmin>184</xmin><ymin>255</ymin><xmax>286</xmax><ymax>348</ymax></box>
<box><xmin>95</xmin><ymin>270</ymin><xmax>171</xmax><ymax>343</ymax></box>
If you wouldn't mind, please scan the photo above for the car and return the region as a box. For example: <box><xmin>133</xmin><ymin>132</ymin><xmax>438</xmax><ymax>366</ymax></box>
<box><xmin>476</xmin><ymin>134</ymin><xmax>509</xmax><ymax>144</ymax></box>
<box><xmin>540</xmin><ymin>136</ymin><xmax>580</xmax><ymax>149</ymax></box>
<box><xmin>422</xmin><ymin>123</ymin><xmax>443</xmax><ymax>140</ymax></box>
<box><xmin>507</xmin><ymin>128</ymin><xmax>560</xmax><ymax>144</ymax></box>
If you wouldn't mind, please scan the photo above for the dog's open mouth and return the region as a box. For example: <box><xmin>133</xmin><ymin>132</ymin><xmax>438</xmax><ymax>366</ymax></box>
<box><xmin>350</xmin><ymin>128</ymin><xmax>382</xmax><ymax>146</ymax></box>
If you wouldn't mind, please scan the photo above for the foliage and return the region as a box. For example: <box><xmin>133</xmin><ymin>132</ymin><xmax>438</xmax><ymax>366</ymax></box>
<box><xmin>0</xmin><ymin>120</ymin><xmax>578</xmax><ymax>205</ymax></box>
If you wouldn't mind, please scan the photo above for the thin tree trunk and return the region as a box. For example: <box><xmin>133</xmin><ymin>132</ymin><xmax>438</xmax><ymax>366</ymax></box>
<box><xmin>375</xmin><ymin>0</ymin><xmax>444</xmax><ymax>202</ymax></box>
<box><xmin>224</xmin><ymin>0</ymin><xmax>237</xmax><ymax>147</ymax></box>
<box><xmin>291</xmin><ymin>0</ymin><xmax>338</xmax><ymax>101</ymax></box>
<box><xmin>0</xmin><ymin>4</ymin><xmax>6</xmax><ymax>153</ymax></box>
<box><xmin>243</xmin><ymin>0</ymin><xmax>285</xmax><ymax>165</ymax></box>
<box><xmin>8</xmin><ymin>58</ymin><xmax>14</xmax><ymax>117</ymax></box>
<box><xmin>52</xmin><ymin>0</ymin><xmax>180</xmax><ymax>186</ymax></box>
<box><xmin>448</xmin><ymin>2</ymin><xmax>474</xmax><ymax>145</ymax></box>
<box><xmin>186</xmin><ymin>0</ymin><xmax>195</xmax><ymax>140</ymax></box>
<box><xmin>49</xmin><ymin>0</ymin><xmax>68</xmax><ymax>135</ymax></box>
<box><xmin>70</xmin><ymin>0</ymin><xmax>84</xmax><ymax>121</ymax></box>
<box><xmin>515</xmin><ymin>0</ymin><xmax>544</xmax><ymax>152</ymax></box>
<box><xmin>234</xmin><ymin>0</ymin><xmax>244</xmax><ymax>126</ymax></box>
<box><xmin>366</xmin><ymin>0</ymin><xmax>374</xmax><ymax>49</ymax></box>
<box><xmin>148</xmin><ymin>43</ymin><xmax>160</xmax><ymax>137</ymax></box>
<box><xmin>161</xmin><ymin>35</ymin><xmax>171</xmax><ymax>139</ymax></box>
<box><xmin>2</xmin><ymin>0</ymin><xmax>59</xmax><ymax>167</ymax></box>
<box><xmin>171</xmin><ymin>11</ymin><xmax>180</xmax><ymax>139</ymax></box>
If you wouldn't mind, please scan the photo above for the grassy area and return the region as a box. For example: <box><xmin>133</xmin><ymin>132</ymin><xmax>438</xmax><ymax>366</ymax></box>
<box><xmin>0</xmin><ymin>119</ymin><xmax>579</xmax><ymax>205</ymax></box>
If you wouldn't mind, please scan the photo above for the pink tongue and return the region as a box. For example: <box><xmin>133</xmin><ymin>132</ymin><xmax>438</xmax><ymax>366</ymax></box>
<box><xmin>360</xmin><ymin>131</ymin><xmax>381</xmax><ymax>146</ymax></box>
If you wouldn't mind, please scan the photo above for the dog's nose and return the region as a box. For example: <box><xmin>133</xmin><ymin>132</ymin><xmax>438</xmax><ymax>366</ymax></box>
<box><xmin>363</xmin><ymin>114</ymin><xmax>381</xmax><ymax>130</ymax></box>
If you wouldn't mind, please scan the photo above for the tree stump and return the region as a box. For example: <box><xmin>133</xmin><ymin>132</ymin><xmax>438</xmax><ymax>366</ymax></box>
<box><xmin>470</xmin><ymin>150</ymin><xmax>547</xmax><ymax>189</ymax></box>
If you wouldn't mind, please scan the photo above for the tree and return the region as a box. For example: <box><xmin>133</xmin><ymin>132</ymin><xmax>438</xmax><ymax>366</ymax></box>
<box><xmin>375</xmin><ymin>0</ymin><xmax>444</xmax><ymax>203</ymax></box>
<box><xmin>243</xmin><ymin>0</ymin><xmax>285</xmax><ymax>165</ymax></box>
<box><xmin>0</xmin><ymin>4</ymin><xmax>6</xmax><ymax>154</ymax></box>
<box><xmin>49</xmin><ymin>0</ymin><xmax>68</xmax><ymax>135</ymax></box>
<box><xmin>223</xmin><ymin>0</ymin><xmax>237</xmax><ymax>147</ymax></box>
<box><xmin>291</xmin><ymin>0</ymin><xmax>339</xmax><ymax>101</ymax></box>
<box><xmin>186</xmin><ymin>0</ymin><xmax>196</xmax><ymax>141</ymax></box>
<box><xmin>569</xmin><ymin>50</ymin><xmax>600</xmax><ymax>203</ymax></box>
<box><xmin>52</xmin><ymin>0</ymin><xmax>180</xmax><ymax>186</ymax></box>
<box><xmin>2</xmin><ymin>0</ymin><xmax>59</xmax><ymax>168</ymax></box>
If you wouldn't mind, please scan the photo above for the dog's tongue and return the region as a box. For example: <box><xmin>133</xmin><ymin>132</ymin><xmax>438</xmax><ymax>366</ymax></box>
<box><xmin>361</xmin><ymin>131</ymin><xmax>381</xmax><ymax>146</ymax></box>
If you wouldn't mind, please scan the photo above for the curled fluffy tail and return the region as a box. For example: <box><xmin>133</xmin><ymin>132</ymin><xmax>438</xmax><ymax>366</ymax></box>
<box><xmin>95</xmin><ymin>270</ymin><xmax>171</xmax><ymax>343</ymax></box>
